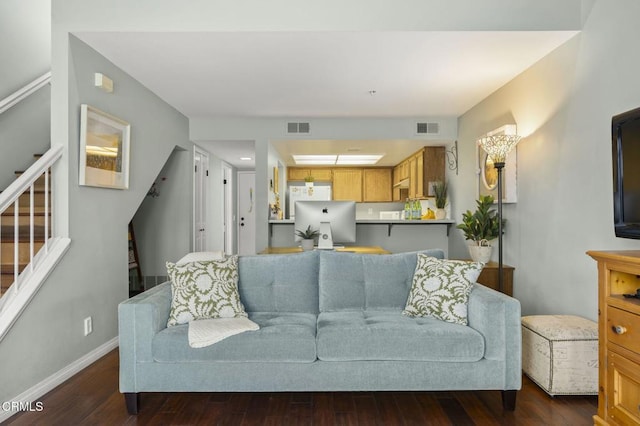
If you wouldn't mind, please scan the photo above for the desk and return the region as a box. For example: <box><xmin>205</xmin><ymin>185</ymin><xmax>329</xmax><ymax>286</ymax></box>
<box><xmin>476</xmin><ymin>261</ymin><xmax>515</xmax><ymax>296</ymax></box>
<box><xmin>259</xmin><ymin>246</ymin><xmax>390</xmax><ymax>255</ymax></box>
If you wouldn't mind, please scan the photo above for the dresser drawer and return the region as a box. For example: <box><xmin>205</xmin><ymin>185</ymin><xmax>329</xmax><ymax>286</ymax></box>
<box><xmin>606</xmin><ymin>351</ymin><xmax>640</xmax><ymax>425</ymax></box>
<box><xmin>607</xmin><ymin>307</ymin><xmax>640</xmax><ymax>355</ymax></box>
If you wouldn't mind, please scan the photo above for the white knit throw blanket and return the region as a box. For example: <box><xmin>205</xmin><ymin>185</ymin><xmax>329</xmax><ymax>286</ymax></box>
<box><xmin>188</xmin><ymin>317</ymin><xmax>259</xmax><ymax>348</ymax></box>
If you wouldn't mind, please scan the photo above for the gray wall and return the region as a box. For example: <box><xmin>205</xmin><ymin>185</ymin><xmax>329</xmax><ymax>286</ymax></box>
<box><xmin>132</xmin><ymin>146</ymin><xmax>193</xmax><ymax>280</ymax></box>
<box><xmin>0</xmin><ymin>36</ymin><xmax>191</xmax><ymax>403</ymax></box>
<box><xmin>0</xmin><ymin>86</ymin><xmax>51</xmax><ymax>189</ymax></box>
<box><xmin>449</xmin><ymin>0</ymin><xmax>640</xmax><ymax>321</ymax></box>
<box><xmin>0</xmin><ymin>0</ymin><xmax>50</xmax><ymax>95</ymax></box>
<box><xmin>0</xmin><ymin>0</ymin><xmax>51</xmax><ymax>189</ymax></box>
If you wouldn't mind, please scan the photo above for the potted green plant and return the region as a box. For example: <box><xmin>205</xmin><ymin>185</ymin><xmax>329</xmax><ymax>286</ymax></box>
<box><xmin>432</xmin><ymin>181</ymin><xmax>448</xmax><ymax>219</ymax></box>
<box><xmin>304</xmin><ymin>174</ymin><xmax>314</xmax><ymax>187</ymax></box>
<box><xmin>456</xmin><ymin>195</ymin><xmax>504</xmax><ymax>262</ymax></box>
<box><xmin>295</xmin><ymin>225</ymin><xmax>319</xmax><ymax>251</ymax></box>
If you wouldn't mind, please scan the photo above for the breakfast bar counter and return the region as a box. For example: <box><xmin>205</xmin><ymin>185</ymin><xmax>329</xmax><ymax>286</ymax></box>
<box><xmin>268</xmin><ymin>219</ymin><xmax>455</xmax><ymax>256</ymax></box>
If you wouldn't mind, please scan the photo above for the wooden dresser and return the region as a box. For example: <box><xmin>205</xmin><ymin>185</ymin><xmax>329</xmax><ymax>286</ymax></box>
<box><xmin>587</xmin><ymin>250</ymin><xmax>640</xmax><ymax>426</ymax></box>
<box><xmin>476</xmin><ymin>261</ymin><xmax>515</xmax><ymax>296</ymax></box>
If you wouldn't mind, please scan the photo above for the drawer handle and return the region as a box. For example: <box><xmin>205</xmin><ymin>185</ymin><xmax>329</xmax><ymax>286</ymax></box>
<box><xmin>612</xmin><ymin>325</ymin><xmax>627</xmax><ymax>335</ymax></box>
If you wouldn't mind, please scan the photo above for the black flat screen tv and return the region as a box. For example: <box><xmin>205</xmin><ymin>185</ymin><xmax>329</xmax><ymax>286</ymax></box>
<box><xmin>612</xmin><ymin>106</ymin><xmax>640</xmax><ymax>239</ymax></box>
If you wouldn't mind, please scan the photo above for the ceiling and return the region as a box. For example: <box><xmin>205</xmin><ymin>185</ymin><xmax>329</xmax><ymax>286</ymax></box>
<box><xmin>76</xmin><ymin>31</ymin><xmax>577</xmax><ymax>167</ymax></box>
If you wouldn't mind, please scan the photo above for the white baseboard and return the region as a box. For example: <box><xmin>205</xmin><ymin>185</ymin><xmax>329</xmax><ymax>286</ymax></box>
<box><xmin>0</xmin><ymin>337</ymin><xmax>119</xmax><ymax>423</ymax></box>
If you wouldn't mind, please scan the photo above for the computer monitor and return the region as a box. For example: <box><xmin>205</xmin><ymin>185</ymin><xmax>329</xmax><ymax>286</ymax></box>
<box><xmin>294</xmin><ymin>200</ymin><xmax>356</xmax><ymax>249</ymax></box>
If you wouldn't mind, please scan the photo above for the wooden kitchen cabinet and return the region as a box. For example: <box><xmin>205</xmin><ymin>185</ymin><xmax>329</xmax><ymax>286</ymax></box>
<box><xmin>363</xmin><ymin>168</ymin><xmax>392</xmax><ymax>202</ymax></box>
<box><xmin>287</xmin><ymin>168</ymin><xmax>333</xmax><ymax>182</ymax></box>
<box><xmin>422</xmin><ymin>146</ymin><xmax>445</xmax><ymax>196</ymax></box>
<box><xmin>395</xmin><ymin>147</ymin><xmax>445</xmax><ymax>199</ymax></box>
<box><xmin>332</xmin><ymin>169</ymin><xmax>363</xmax><ymax>201</ymax></box>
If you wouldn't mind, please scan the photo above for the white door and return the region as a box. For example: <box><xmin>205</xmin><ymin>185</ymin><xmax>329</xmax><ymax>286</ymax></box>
<box><xmin>193</xmin><ymin>148</ymin><xmax>209</xmax><ymax>251</ymax></box>
<box><xmin>237</xmin><ymin>171</ymin><xmax>256</xmax><ymax>255</ymax></box>
<box><xmin>222</xmin><ymin>162</ymin><xmax>234</xmax><ymax>255</ymax></box>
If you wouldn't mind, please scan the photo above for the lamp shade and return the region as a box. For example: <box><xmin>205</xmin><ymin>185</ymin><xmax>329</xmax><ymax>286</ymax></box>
<box><xmin>478</xmin><ymin>134</ymin><xmax>521</xmax><ymax>164</ymax></box>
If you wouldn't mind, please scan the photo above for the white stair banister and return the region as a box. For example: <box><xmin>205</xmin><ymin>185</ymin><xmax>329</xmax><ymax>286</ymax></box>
<box><xmin>0</xmin><ymin>145</ymin><xmax>70</xmax><ymax>340</ymax></box>
<box><xmin>0</xmin><ymin>72</ymin><xmax>51</xmax><ymax>116</ymax></box>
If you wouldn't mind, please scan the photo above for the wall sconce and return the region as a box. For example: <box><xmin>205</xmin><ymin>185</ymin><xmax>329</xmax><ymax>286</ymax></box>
<box><xmin>477</xmin><ymin>128</ymin><xmax>521</xmax><ymax>293</ymax></box>
<box><xmin>446</xmin><ymin>140</ymin><xmax>458</xmax><ymax>175</ymax></box>
<box><xmin>94</xmin><ymin>73</ymin><xmax>113</xmax><ymax>93</ymax></box>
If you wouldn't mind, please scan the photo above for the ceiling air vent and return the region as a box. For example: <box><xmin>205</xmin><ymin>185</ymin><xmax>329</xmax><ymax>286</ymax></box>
<box><xmin>287</xmin><ymin>122</ymin><xmax>310</xmax><ymax>134</ymax></box>
<box><xmin>416</xmin><ymin>122</ymin><xmax>439</xmax><ymax>135</ymax></box>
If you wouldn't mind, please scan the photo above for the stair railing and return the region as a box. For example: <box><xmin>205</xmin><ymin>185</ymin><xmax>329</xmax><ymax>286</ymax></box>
<box><xmin>0</xmin><ymin>145</ymin><xmax>64</xmax><ymax>310</ymax></box>
<box><xmin>0</xmin><ymin>144</ymin><xmax>70</xmax><ymax>341</ymax></box>
<box><xmin>0</xmin><ymin>73</ymin><xmax>70</xmax><ymax>340</ymax></box>
<box><xmin>0</xmin><ymin>72</ymin><xmax>51</xmax><ymax>115</ymax></box>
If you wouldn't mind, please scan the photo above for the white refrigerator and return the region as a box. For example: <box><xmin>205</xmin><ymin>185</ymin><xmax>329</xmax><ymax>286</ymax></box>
<box><xmin>288</xmin><ymin>185</ymin><xmax>332</xmax><ymax>219</ymax></box>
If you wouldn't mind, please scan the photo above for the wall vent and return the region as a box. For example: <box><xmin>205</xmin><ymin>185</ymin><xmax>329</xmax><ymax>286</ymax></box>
<box><xmin>416</xmin><ymin>122</ymin><xmax>439</xmax><ymax>135</ymax></box>
<box><xmin>287</xmin><ymin>122</ymin><xmax>310</xmax><ymax>134</ymax></box>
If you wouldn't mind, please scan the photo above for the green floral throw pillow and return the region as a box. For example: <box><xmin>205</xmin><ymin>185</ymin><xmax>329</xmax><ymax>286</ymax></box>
<box><xmin>166</xmin><ymin>255</ymin><xmax>246</xmax><ymax>327</ymax></box>
<box><xmin>403</xmin><ymin>254</ymin><xmax>483</xmax><ymax>325</ymax></box>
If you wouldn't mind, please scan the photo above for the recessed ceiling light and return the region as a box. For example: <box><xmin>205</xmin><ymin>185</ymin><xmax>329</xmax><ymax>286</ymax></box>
<box><xmin>292</xmin><ymin>155</ymin><xmax>337</xmax><ymax>165</ymax></box>
<box><xmin>292</xmin><ymin>154</ymin><xmax>384</xmax><ymax>165</ymax></box>
<box><xmin>336</xmin><ymin>154</ymin><xmax>384</xmax><ymax>165</ymax></box>
<box><xmin>240</xmin><ymin>157</ymin><xmax>252</xmax><ymax>161</ymax></box>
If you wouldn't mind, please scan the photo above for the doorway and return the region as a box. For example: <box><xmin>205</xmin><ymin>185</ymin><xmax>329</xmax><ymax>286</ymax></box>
<box><xmin>193</xmin><ymin>147</ymin><xmax>209</xmax><ymax>251</ymax></box>
<box><xmin>222</xmin><ymin>162</ymin><xmax>234</xmax><ymax>254</ymax></box>
<box><xmin>237</xmin><ymin>171</ymin><xmax>256</xmax><ymax>255</ymax></box>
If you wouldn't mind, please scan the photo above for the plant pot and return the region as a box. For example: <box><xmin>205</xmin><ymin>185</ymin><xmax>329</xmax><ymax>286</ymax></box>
<box><xmin>435</xmin><ymin>208</ymin><xmax>446</xmax><ymax>220</ymax></box>
<box><xmin>301</xmin><ymin>239</ymin><xmax>315</xmax><ymax>251</ymax></box>
<box><xmin>468</xmin><ymin>244</ymin><xmax>492</xmax><ymax>263</ymax></box>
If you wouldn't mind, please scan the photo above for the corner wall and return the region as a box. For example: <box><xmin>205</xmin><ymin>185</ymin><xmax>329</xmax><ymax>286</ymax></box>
<box><xmin>0</xmin><ymin>0</ymin><xmax>51</xmax><ymax>189</ymax></box>
<box><xmin>451</xmin><ymin>0</ymin><xmax>640</xmax><ymax>320</ymax></box>
<box><xmin>0</xmin><ymin>36</ymin><xmax>191</xmax><ymax>404</ymax></box>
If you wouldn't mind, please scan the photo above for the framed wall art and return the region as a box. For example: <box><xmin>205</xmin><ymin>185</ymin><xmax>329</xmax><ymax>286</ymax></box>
<box><xmin>476</xmin><ymin>124</ymin><xmax>517</xmax><ymax>203</ymax></box>
<box><xmin>79</xmin><ymin>104</ymin><xmax>130</xmax><ymax>189</ymax></box>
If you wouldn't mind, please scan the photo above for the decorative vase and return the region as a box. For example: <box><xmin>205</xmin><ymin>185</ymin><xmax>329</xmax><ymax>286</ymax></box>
<box><xmin>301</xmin><ymin>239</ymin><xmax>315</xmax><ymax>251</ymax></box>
<box><xmin>468</xmin><ymin>243</ymin><xmax>492</xmax><ymax>263</ymax></box>
<box><xmin>435</xmin><ymin>208</ymin><xmax>446</xmax><ymax>220</ymax></box>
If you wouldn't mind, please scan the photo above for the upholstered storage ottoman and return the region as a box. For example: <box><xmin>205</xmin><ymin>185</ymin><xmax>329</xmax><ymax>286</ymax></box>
<box><xmin>521</xmin><ymin>315</ymin><xmax>598</xmax><ymax>396</ymax></box>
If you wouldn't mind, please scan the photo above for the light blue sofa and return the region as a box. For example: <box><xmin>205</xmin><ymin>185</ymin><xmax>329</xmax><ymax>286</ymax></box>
<box><xmin>118</xmin><ymin>249</ymin><xmax>522</xmax><ymax>414</ymax></box>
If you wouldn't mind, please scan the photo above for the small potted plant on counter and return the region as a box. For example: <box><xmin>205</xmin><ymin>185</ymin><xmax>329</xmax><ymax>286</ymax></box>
<box><xmin>295</xmin><ymin>225</ymin><xmax>320</xmax><ymax>251</ymax></box>
<box><xmin>432</xmin><ymin>181</ymin><xmax>448</xmax><ymax>219</ymax></box>
<box><xmin>304</xmin><ymin>174</ymin><xmax>314</xmax><ymax>188</ymax></box>
<box><xmin>456</xmin><ymin>195</ymin><xmax>504</xmax><ymax>263</ymax></box>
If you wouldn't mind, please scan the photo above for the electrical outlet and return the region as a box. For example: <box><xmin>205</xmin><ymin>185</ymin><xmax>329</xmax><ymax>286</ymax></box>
<box><xmin>367</xmin><ymin>208</ymin><xmax>373</xmax><ymax>215</ymax></box>
<box><xmin>84</xmin><ymin>317</ymin><xmax>92</xmax><ymax>336</ymax></box>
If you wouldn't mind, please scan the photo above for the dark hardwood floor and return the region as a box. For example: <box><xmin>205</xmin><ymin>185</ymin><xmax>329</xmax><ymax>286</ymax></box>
<box><xmin>6</xmin><ymin>350</ymin><xmax>597</xmax><ymax>425</ymax></box>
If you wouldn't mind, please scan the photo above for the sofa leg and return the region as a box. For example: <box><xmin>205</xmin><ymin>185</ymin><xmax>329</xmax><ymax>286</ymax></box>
<box><xmin>124</xmin><ymin>393</ymin><xmax>139</xmax><ymax>415</ymax></box>
<box><xmin>501</xmin><ymin>390</ymin><xmax>517</xmax><ymax>411</ymax></box>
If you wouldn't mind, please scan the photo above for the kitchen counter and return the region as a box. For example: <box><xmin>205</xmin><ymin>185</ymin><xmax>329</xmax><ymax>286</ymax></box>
<box><xmin>268</xmin><ymin>219</ymin><xmax>455</xmax><ymax>255</ymax></box>
<box><xmin>268</xmin><ymin>219</ymin><xmax>455</xmax><ymax>224</ymax></box>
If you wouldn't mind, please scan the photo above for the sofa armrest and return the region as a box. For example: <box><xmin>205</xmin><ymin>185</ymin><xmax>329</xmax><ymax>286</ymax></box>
<box><xmin>467</xmin><ymin>283</ymin><xmax>522</xmax><ymax>389</ymax></box>
<box><xmin>118</xmin><ymin>282</ymin><xmax>171</xmax><ymax>392</ymax></box>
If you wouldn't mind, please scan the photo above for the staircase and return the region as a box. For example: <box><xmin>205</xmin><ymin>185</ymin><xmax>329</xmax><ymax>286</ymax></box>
<box><xmin>0</xmin><ymin>73</ymin><xmax>70</xmax><ymax>341</ymax></box>
<box><xmin>0</xmin><ymin>161</ymin><xmax>51</xmax><ymax>296</ymax></box>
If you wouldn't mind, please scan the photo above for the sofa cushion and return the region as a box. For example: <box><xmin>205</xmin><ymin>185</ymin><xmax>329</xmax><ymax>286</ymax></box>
<box><xmin>238</xmin><ymin>251</ymin><xmax>319</xmax><ymax>313</ymax></box>
<box><xmin>316</xmin><ymin>310</ymin><xmax>485</xmax><ymax>362</ymax></box>
<box><xmin>319</xmin><ymin>250</ymin><xmax>445</xmax><ymax>312</ymax></box>
<box><xmin>403</xmin><ymin>255</ymin><xmax>483</xmax><ymax>325</ymax></box>
<box><xmin>166</xmin><ymin>256</ymin><xmax>246</xmax><ymax>327</ymax></box>
<box><xmin>153</xmin><ymin>312</ymin><xmax>317</xmax><ymax>363</ymax></box>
